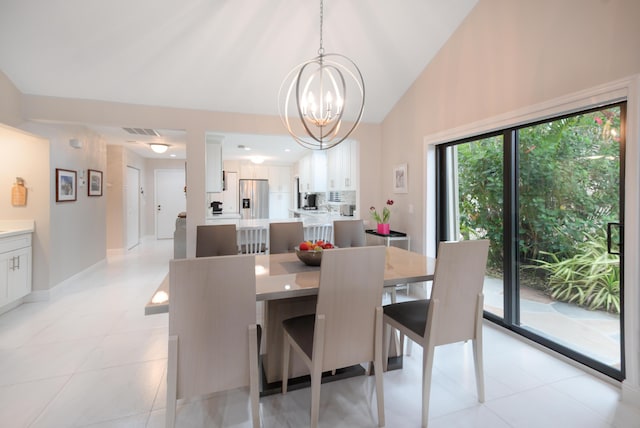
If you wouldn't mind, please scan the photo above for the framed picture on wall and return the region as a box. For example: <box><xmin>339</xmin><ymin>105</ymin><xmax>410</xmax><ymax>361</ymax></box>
<box><xmin>393</xmin><ymin>163</ymin><xmax>408</xmax><ymax>193</ymax></box>
<box><xmin>88</xmin><ymin>169</ymin><xmax>103</xmax><ymax>197</ymax></box>
<box><xmin>56</xmin><ymin>168</ymin><xmax>77</xmax><ymax>202</ymax></box>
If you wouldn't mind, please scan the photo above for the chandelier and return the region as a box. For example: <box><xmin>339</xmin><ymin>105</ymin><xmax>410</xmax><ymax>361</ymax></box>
<box><xmin>278</xmin><ymin>0</ymin><xmax>365</xmax><ymax>150</ymax></box>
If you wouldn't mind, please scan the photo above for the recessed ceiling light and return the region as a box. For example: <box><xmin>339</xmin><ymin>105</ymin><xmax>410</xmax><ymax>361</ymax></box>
<box><xmin>284</xmin><ymin>148</ymin><xmax>291</xmax><ymax>152</ymax></box>
<box><xmin>169</xmin><ymin>154</ymin><xmax>176</xmax><ymax>158</ymax></box>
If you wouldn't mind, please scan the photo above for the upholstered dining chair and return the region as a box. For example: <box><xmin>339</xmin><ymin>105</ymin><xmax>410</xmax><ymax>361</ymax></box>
<box><xmin>195</xmin><ymin>224</ymin><xmax>238</xmax><ymax>257</ymax></box>
<box><xmin>166</xmin><ymin>254</ymin><xmax>260</xmax><ymax>428</ymax></box>
<box><xmin>239</xmin><ymin>226</ymin><xmax>268</xmax><ymax>254</ymax></box>
<box><xmin>281</xmin><ymin>246</ymin><xmax>386</xmax><ymax>428</ymax></box>
<box><xmin>382</xmin><ymin>239</ymin><xmax>490</xmax><ymax>428</ymax></box>
<box><xmin>332</xmin><ymin>219</ymin><xmax>366</xmax><ymax>248</ymax></box>
<box><xmin>269</xmin><ymin>222</ymin><xmax>304</xmax><ymax>254</ymax></box>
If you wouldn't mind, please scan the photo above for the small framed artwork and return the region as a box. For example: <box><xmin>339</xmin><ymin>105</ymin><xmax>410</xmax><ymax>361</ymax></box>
<box><xmin>393</xmin><ymin>163</ymin><xmax>408</xmax><ymax>193</ymax></box>
<box><xmin>88</xmin><ymin>169</ymin><xmax>103</xmax><ymax>197</ymax></box>
<box><xmin>56</xmin><ymin>168</ymin><xmax>77</xmax><ymax>202</ymax></box>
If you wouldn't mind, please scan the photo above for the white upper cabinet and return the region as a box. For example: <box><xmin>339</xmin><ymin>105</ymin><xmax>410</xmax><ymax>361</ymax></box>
<box><xmin>298</xmin><ymin>151</ymin><xmax>327</xmax><ymax>193</ymax></box>
<box><xmin>268</xmin><ymin>166</ymin><xmax>291</xmax><ymax>193</ymax></box>
<box><xmin>205</xmin><ymin>134</ymin><xmax>223</xmax><ymax>193</ymax></box>
<box><xmin>327</xmin><ymin>140</ymin><xmax>357</xmax><ymax>191</ymax></box>
<box><xmin>240</xmin><ymin>163</ymin><xmax>269</xmax><ymax>180</ymax></box>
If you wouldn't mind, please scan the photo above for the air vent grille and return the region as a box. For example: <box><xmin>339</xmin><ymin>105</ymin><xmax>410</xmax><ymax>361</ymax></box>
<box><xmin>122</xmin><ymin>127</ymin><xmax>161</xmax><ymax>137</ymax></box>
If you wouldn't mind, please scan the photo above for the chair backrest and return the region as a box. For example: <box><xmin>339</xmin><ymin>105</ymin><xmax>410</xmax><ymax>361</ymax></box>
<box><xmin>238</xmin><ymin>226</ymin><xmax>267</xmax><ymax>254</ymax></box>
<box><xmin>304</xmin><ymin>223</ymin><xmax>333</xmax><ymax>243</ymax></box>
<box><xmin>169</xmin><ymin>254</ymin><xmax>256</xmax><ymax>399</ymax></box>
<box><xmin>195</xmin><ymin>224</ymin><xmax>238</xmax><ymax>257</ymax></box>
<box><xmin>269</xmin><ymin>222</ymin><xmax>304</xmax><ymax>254</ymax></box>
<box><xmin>429</xmin><ymin>239</ymin><xmax>490</xmax><ymax>346</ymax></box>
<box><xmin>315</xmin><ymin>246</ymin><xmax>386</xmax><ymax>370</ymax></box>
<box><xmin>333</xmin><ymin>219</ymin><xmax>366</xmax><ymax>248</ymax></box>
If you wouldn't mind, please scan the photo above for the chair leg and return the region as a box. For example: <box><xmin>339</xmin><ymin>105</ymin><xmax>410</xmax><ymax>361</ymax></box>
<box><xmin>166</xmin><ymin>336</ymin><xmax>178</xmax><ymax>428</ymax></box>
<box><xmin>282</xmin><ymin>333</ymin><xmax>291</xmax><ymax>394</ymax></box>
<box><xmin>383</xmin><ymin>323</ymin><xmax>391</xmax><ymax>372</ymax></box>
<box><xmin>310</xmin><ymin>366</ymin><xmax>322</xmax><ymax>428</ymax></box>
<box><xmin>374</xmin><ymin>307</ymin><xmax>385</xmax><ymax>427</ymax></box>
<box><xmin>472</xmin><ymin>337</ymin><xmax>485</xmax><ymax>403</ymax></box>
<box><xmin>248</xmin><ymin>325</ymin><xmax>261</xmax><ymax>428</ymax></box>
<box><xmin>421</xmin><ymin>344</ymin><xmax>436</xmax><ymax>428</ymax></box>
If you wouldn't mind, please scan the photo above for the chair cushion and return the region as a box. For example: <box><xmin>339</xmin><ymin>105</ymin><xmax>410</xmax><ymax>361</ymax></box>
<box><xmin>282</xmin><ymin>314</ymin><xmax>315</xmax><ymax>359</ymax></box>
<box><xmin>383</xmin><ymin>299</ymin><xmax>430</xmax><ymax>337</ymax></box>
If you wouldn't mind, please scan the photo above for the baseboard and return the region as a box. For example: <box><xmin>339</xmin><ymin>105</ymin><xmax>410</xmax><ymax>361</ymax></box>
<box><xmin>23</xmin><ymin>258</ymin><xmax>108</xmax><ymax>302</ymax></box>
<box><xmin>622</xmin><ymin>382</ymin><xmax>640</xmax><ymax>407</ymax></box>
<box><xmin>0</xmin><ymin>298</ymin><xmax>26</xmax><ymax>315</ymax></box>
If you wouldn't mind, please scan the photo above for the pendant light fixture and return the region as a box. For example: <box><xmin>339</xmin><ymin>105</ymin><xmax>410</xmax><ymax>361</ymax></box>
<box><xmin>278</xmin><ymin>0</ymin><xmax>365</xmax><ymax>150</ymax></box>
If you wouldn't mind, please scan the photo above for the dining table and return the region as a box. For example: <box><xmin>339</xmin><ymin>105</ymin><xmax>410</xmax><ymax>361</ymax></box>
<box><xmin>145</xmin><ymin>246</ymin><xmax>436</xmax><ymax>386</ymax></box>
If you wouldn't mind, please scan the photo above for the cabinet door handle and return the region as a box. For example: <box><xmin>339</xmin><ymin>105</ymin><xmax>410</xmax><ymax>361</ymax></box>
<box><xmin>15</xmin><ymin>256</ymin><xmax>20</xmax><ymax>270</ymax></box>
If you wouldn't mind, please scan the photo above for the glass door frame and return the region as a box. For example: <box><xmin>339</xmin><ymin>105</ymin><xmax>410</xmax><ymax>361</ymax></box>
<box><xmin>435</xmin><ymin>102</ymin><xmax>626</xmax><ymax>381</ymax></box>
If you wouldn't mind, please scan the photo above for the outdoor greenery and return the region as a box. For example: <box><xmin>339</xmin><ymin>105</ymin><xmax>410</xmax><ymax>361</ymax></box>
<box><xmin>456</xmin><ymin>107</ymin><xmax>622</xmax><ymax>313</ymax></box>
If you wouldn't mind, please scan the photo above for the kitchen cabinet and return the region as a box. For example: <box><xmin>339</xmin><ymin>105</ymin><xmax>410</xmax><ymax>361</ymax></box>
<box><xmin>0</xmin><ymin>232</ymin><xmax>32</xmax><ymax>308</ymax></box>
<box><xmin>240</xmin><ymin>163</ymin><xmax>269</xmax><ymax>180</ymax></box>
<box><xmin>327</xmin><ymin>140</ymin><xmax>357</xmax><ymax>191</ymax></box>
<box><xmin>268</xmin><ymin>166</ymin><xmax>291</xmax><ymax>193</ymax></box>
<box><xmin>205</xmin><ymin>136</ymin><xmax>223</xmax><ymax>193</ymax></box>
<box><xmin>298</xmin><ymin>151</ymin><xmax>327</xmax><ymax>193</ymax></box>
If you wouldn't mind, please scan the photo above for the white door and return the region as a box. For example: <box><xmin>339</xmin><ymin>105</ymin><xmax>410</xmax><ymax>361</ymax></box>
<box><xmin>126</xmin><ymin>166</ymin><xmax>140</xmax><ymax>250</ymax></box>
<box><xmin>155</xmin><ymin>169</ymin><xmax>186</xmax><ymax>239</ymax></box>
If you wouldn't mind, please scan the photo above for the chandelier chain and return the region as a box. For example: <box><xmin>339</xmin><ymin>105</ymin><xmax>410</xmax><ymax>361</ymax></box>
<box><xmin>318</xmin><ymin>0</ymin><xmax>324</xmax><ymax>56</ymax></box>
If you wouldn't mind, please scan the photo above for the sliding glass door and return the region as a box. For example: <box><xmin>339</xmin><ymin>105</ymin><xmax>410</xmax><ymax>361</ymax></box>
<box><xmin>436</xmin><ymin>103</ymin><xmax>625</xmax><ymax>379</ymax></box>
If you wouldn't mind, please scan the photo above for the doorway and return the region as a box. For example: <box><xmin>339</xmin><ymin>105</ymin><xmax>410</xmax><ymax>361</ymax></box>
<box><xmin>155</xmin><ymin>169</ymin><xmax>186</xmax><ymax>239</ymax></box>
<box><xmin>436</xmin><ymin>103</ymin><xmax>626</xmax><ymax>380</ymax></box>
<box><xmin>126</xmin><ymin>166</ymin><xmax>140</xmax><ymax>250</ymax></box>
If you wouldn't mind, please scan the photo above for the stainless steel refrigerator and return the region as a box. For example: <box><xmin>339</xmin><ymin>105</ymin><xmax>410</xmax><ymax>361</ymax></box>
<box><xmin>239</xmin><ymin>179</ymin><xmax>269</xmax><ymax>219</ymax></box>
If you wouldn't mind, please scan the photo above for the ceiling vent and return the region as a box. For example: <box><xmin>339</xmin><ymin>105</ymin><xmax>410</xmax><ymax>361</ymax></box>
<box><xmin>122</xmin><ymin>127</ymin><xmax>161</xmax><ymax>137</ymax></box>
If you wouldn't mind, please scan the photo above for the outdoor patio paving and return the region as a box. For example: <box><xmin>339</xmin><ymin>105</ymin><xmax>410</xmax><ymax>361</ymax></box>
<box><xmin>401</xmin><ymin>276</ymin><xmax>621</xmax><ymax>369</ymax></box>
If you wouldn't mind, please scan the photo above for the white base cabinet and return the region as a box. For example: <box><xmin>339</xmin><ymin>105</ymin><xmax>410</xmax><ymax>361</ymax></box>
<box><xmin>0</xmin><ymin>233</ymin><xmax>32</xmax><ymax>308</ymax></box>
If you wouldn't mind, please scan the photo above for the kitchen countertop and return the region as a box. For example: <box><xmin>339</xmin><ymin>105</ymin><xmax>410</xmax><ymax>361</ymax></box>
<box><xmin>205</xmin><ymin>214</ymin><xmax>357</xmax><ymax>228</ymax></box>
<box><xmin>0</xmin><ymin>219</ymin><xmax>35</xmax><ymax>238</ymax></box>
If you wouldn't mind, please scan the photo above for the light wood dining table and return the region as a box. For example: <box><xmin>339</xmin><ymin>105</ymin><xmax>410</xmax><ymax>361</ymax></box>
<box><xmin>145</xmin><ymin>246</ymin><xmax>436</xmax><ymax>384</ymax></box>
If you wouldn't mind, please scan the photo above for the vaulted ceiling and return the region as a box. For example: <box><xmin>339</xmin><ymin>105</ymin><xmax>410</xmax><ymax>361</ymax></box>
<box><xmin>0</xmin><ymin>0</ymin><xmax>477</xmax><ymax>159</ymax></box>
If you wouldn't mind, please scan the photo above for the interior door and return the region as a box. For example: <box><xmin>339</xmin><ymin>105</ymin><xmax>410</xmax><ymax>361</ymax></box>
<box><xmin>126</xmin><ymin>166</ymin><xmax>140</xmax><ymax>250</ymax></box>
<box><xmin>155</xmin><ymin>169</ymin><xmax>186</xmax><ymax>239</ymax></box>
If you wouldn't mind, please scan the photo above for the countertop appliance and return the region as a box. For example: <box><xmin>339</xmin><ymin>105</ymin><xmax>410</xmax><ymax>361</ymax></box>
<box><xmin>340</xmin><ymin>204</ymin><xmax>356</xmax><ymax>216</ymax></box>
<box><xmin>239</xmin><ymin>179</ymin><xmax>269</xmax><ymax>219</ymax></box>
<box><xmin>210</xmin><ymin>201</ymin><xmax>223</xmax><ymax>214</ymax></box>
<box><xmin>303</xmin><ymin>193</ymin><xmax>318</xmax><ymax>210</ymax></box>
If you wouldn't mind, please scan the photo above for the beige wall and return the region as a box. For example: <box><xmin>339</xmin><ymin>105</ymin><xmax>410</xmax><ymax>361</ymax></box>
<box><xmin>380</xmin><ymin>0</ymin><xmax>640</xmax><ymax>254</ymax></box>
<box><xmin>20</xmin><ymin>122</ymin><xmax>107</xmax><ymax>287</ymax></box>
<box><xmin>0</xmin><ymin>71</ymin><xmax>22</xmax><ymax>127</ymax></box>
<box><xmin>0</xmin><ymin>124</ymin><xmax>50</xmax><ymax>292</ymax></box>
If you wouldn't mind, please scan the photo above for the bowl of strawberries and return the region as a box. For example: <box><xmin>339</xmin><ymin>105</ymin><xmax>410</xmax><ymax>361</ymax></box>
<box><xmin>295</xmin><ymin>240</ymin><xmax>335</xmax><ymax>266</ymax></box>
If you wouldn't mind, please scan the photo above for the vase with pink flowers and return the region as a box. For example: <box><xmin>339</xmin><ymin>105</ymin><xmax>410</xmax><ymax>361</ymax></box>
<box><xmin>370</xmin><ymin>200</ymin><xmax>394</xmax><ymax>235</ymax></box>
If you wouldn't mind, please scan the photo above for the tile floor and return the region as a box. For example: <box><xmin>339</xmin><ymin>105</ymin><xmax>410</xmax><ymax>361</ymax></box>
<box><xmin>0</xmin><ymin>238</ymin><xmax>638</xmax><ymax>427</ymax></box>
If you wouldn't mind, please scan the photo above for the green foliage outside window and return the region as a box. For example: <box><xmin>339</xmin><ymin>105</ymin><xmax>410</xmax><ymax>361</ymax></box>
<box><xmin>456</xmin><ymin>107</ymin><xmax>621</xmax><ymax>312</ymax></box>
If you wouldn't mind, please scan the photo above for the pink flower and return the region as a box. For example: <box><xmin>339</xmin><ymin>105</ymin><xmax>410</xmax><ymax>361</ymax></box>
<box><xmin>594</xmin><ymin>117</ymin><xmax>603</xmax><ymax>125</ymax></box>
<box><xmin>386</xmin><ymin>199</ymin><xmax>394</xmax><ymax>206</ymax></box>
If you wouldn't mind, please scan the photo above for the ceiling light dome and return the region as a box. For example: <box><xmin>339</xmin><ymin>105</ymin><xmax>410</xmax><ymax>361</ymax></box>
<box><xmin>150</xmin><ymin>143</ymin><xmax>169</xmax><ymax>154</ymax></box>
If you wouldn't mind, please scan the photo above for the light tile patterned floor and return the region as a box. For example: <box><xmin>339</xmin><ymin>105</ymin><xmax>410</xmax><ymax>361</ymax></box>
<box><xmin>0</xmin><ymin>238</ymin><xmax>638</xmax><ymax>427</ymax></box>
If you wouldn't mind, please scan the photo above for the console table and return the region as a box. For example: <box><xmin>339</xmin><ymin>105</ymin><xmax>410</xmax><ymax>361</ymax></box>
<box><xmin>365</xmin><ymin>229</ymin><xmax>410</xmax><ymax>250</ymax></box>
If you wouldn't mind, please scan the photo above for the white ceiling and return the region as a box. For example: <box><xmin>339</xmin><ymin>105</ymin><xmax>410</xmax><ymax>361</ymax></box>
<box><xmin>0</xmin><ymin>0</ymin><xmax>477</xmax><ymax>161</ymax></box>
